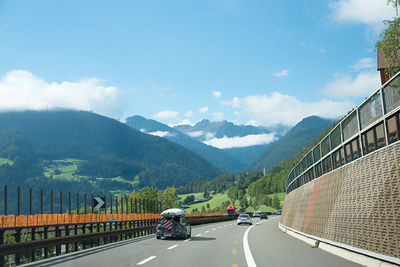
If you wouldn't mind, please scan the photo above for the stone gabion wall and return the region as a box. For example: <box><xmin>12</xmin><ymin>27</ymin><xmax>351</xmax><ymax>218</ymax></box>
<box><xmin>280</xmin><ymin>142</ymin><xmax>400</xmax><ymax>260</ymax></box>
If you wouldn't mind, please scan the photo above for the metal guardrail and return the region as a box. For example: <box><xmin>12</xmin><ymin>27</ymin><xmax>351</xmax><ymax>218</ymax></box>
<box><xmin>0</xmin><ymin>215</ymin><xmax>235</xmax><ymax>266</ymax></box>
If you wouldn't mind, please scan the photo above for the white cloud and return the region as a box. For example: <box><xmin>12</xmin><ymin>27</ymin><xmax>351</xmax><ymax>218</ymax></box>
<box><xmin>168</xmin><ymin>119</ymin><xmax>194</xmax><ymax>127</ymax></box>
<box><xmin>350</xmin><ymin>58</ymin><xmax>376</xmax><ymax>71</ymax></box>
<box><xmin>329</xmin><ymin>0</ymin><xmax>396</xmax><ymax>33</ymax></box>
<box><xmin>140</xmin><ymin>128</ymin><xmax>176</xmax><ymax>138</ymax></box>
<box><xmin>203</xmin><ymin>133</ymin><xmax>278</xmax><ymax>149</ymax></box>
<box><xmin>212</xmin><ymin>91</ymin><xmax>222</xmax><ymax>98</ymax></box>
<box><xmin>222</xmin><ymin>96</ymin><xmax>240</xmax><ymax>108</ymax></box>
<box><xmin>0</xmin><ymin>70</ymin><xmax>123</xmax><ymax>118</ymax></box>
<box><xmin>199</xmin><ymin>106</ymin><xmax>209</xmax><ymax>113</ymax></box>
<box><xmin>186</xmin><ymin>110</ymin><xmax>194</xmax><ymax>117</ymax></box>
<box><xmin>212</xmin><ymin>111</ymin><xmax>224</xmax><ymax>120</ymax></box>
<box><xmin>153</xmin><ymin>110</ymin><xmax>178</xmax><ymax>119</ymax></box>
<box><xmin>148</xmin><ymin>131</ymin><xmax>176</xmax><ymax>138</ymax></box>
<box><xmin>272</xmin><ymin>70</ymin><xmax>290</xmax><ymax>77</ymax></box>
<box><xmin>187</xmin><ymin>131</ymin><xmax>204</xmax><ymax>138</ymax></box>
<box><xmin>320</xmin><ymin>70</ymin><xmax>380</xmax><ymax>98</ymax></box>
<box><xmin>235</xmin><ymin>92</ymin><xmax>355</xmax><ymax>126</ymax></box>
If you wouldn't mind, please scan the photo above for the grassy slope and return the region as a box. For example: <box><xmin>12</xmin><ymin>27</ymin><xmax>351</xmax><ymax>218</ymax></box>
<box><xmin>179</xmin><ymin>192</ymin><xmax>286</xmax><ymax>213</ymax></box>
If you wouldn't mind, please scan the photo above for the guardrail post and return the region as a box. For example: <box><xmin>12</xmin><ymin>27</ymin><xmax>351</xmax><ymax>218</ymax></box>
<box><xmin>44</xmin><ymin>227</ymin><xmax>48</xmax><ymax>259</ymax></box>
<box><xmin>66</xmin><ymin>225</ymin><xmax>70</xmax><ymax>254</ymax></box>
<box><xmin>15</xmin><ymin>228</ymin><xmax>21</xmax><ymax>265</ymax></box>
<box><xmin>31</xmin><ymin>227</ymin><xmax>36</xmax><ymax>263</ymax></box>
<box><xmin>0</xmin><ymin>229</ymin><xmax>4</xmax><ymax>266</ymax></box>
<box><xmin>90</xmin><ymin>223</ymin><xmax>94</xmax><ymax>248</ymax></box>
<box><xmin>55</xmin><ymin>225</ymin><xmax>61</xmax><ymax>256</ymax></box>
<box><xmin>74</xmin><ymin>224</ymin><xmax>78</xmax><ymax>251</ymax></box>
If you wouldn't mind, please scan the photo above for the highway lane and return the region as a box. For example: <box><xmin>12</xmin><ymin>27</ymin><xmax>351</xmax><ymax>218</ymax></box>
<box><xmin>22</xmin><ymin>216</ymin><xmax>363</xmax><ymax>267</ymax></box>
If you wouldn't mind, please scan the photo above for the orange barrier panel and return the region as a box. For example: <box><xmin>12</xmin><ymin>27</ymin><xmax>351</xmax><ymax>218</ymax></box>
<box><xmin>3</xmin><ymin>215</ymin><xmax>16</xmax><ymax>227</ymax></box>
<box><xmin>16</xmin><ymin>215</ymin><xmax>28</xmax><ymax>227</ymax></box>
<box><xmin>27</xmin><ymin>215</ymin><xmax>35</xmax><ymax>226</ymax></box>
<box><xmin>1</xmin><ymin>212</ymin><xmax>228</xmax><ymax>228</ymax></box>
<box><xmin>71</xmin><ymin>214</ymin><xmax>79</xmax><ymax>223</ymax></box>
<box><xmin>48</xmin><ymin>214</ymin><xmax>58</xmax><ymax>225</ymax></box>
<box><xmin>37</xmin><ymin>214</ymin><xmax>47</xmax><ymax>225</ymax></box>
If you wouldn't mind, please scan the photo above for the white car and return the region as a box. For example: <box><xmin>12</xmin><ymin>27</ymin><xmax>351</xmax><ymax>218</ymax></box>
<box><xmin>237</xmin><ymin>214</ymin><xmax>252</xmax><ymax>225</ymax></box>
<box><xmin>252</xmin><ymin>211</ymin><xmax>261</xmax><ymax>218</ymax></box>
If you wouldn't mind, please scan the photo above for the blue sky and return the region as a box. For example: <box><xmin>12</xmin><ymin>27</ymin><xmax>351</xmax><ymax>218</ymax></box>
<box><xmin>0</xmin><ymin>0</ymin><xmax>397</xmax><ymax>132</ymax></box>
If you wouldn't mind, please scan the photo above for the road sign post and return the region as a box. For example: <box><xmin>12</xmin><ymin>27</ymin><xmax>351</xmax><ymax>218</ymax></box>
<box><xmin>94</xmin><ymin>197</ymin><xmax>106</xmax><ymax>222</ymax></box>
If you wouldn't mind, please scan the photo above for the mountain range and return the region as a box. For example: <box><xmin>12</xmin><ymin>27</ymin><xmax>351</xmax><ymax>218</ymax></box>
<box><xmin>0</xmin><ymin>110</ymin><xmax>224</xmax><ymax>190</ymax></box>
<box><xmin>126</xmin><ymin>115</ymin><xmax>334</xmax><ymax>175</ymax></box>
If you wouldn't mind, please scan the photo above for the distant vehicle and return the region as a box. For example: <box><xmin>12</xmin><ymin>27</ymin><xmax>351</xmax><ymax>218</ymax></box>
<box><xmin>277</xmin><ymin>210</ymin><xmax>282</xmax><ymax>215</ymax></box>
<box><xmin>252</xmin><ymin>211</ymin><xmax>261</xmax><ymax>218</ymax></box>
<box><xmin>155</xmin><ymin>208</ymin><xmax>191</xmax><ymax>239</ymax></box>
<box><xmin>237</xmin><ymin>214</ymin><xmax>252</xmax><ymax>225</ymax></box>
<box><xmin>260</xmin><ymin>212</ymin><xmax>268</xmax><ymax>219</ymax></box>
<box><xmin>226</xmin><ymin>206</ymin><xmax>238</xmax><ymax>216</ymax></box>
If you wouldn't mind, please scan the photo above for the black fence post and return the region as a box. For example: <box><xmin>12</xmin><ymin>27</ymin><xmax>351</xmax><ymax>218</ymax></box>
<box><xmin>104</xmin><ymin>195</ymin><xmax>107</xmax><ymax>215</ymax></box>
<box><xmin>4</xmin><ymin>185</ymin><xmax>7</xmax><ymax>215</ymax></box>
<box><xmin>41</xmin><ymin>189</ymin><xmax>44</xmax><ymax>214</ymax></box>
<box><xmin>60</xmin><ymin>191</ymin><xmax>63</xmax><ymax>214</ymax></box>
<box><xmin>18</xmin><ymin>187</ymin><xmax>21</xmax><ymax>216</ymax></box>
<box><xmin>30</xmin><ymin>188</ymin><xmax>33</xmax><ymax>215</ymax></box>
<box><xmin>85</xmin><ymin>194</ymin><xmax>87</xmax><ymax>214</ymax></box>
<box><xmin>77</xmin><ymin>193</ymin><xmax>79</xmax><ymax>215</ymax></box>
<box><xmin>69</xmin><ymin>192</ymin><xmax>71</xmax><ymax>215</ymax></box>
<box><xmin>116</xmin><ymin>197</ymin><xmax>119</xmax><ymax>214</ymax></box>
<box><xmin>51</xmin><ymin>190</ymin><xmax>54</xmax><ymax>214</ymax></box>
<box><xmin>110</xmin><ymin>196</ymin><xmax>113</xmax><ymax>214</ymax></box>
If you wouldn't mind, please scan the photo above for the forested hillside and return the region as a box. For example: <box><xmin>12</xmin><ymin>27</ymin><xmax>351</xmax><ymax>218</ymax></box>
<box><xmin>0</xmin><ymin>110</ymin><xmax>225</xmax><ymax>201</ymax></box>
<box><xmin>246</xmin><ymin>116</ymin><xmax>334</xmax><ymax>172</ymax></box>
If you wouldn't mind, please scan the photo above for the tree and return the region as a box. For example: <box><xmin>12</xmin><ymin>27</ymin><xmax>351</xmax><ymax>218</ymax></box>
<box><xmin>272</xmin><ymin>193</ymin><xmax>280</xmax><ymax>210</ymax></box>
<box><xmin>376</xmin><ymin>0</ymin><xmax>400</xmax><ymax>77</ymax></box>
<box><xmin>239</xmin><ymin>198</ymin><xmax>249</xmax><ymax>211</ymax></box>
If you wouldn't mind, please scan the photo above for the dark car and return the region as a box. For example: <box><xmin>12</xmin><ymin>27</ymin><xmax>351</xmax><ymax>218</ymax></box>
<box><xmin>260</xmin><ymin>212</ymin><xmax>268</xmax><ymax>219</ymax></box>
<box><xmin>155</xmin><ymin>208</ymin><xmax>191</xmax><ymax>239</ymax></box>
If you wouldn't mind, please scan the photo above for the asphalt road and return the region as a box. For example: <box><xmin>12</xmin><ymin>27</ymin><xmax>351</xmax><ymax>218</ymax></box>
<box><xmin>23</xmin><ymin>216</ymin><xmax>363</xmax><ymax>267</ymax></box>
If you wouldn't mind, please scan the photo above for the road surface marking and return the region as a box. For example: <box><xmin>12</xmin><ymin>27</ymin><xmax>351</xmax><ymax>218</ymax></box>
<box><xmin>212</xmin><ymin>228</ymin><xmax>216</xmax><ymax>230</ymax></box>
<box><xmin>232</xmin><ymin>264</ymin><xmax>238</xmax><ymax>267</ymax></box>
<box><xmin>196</xmin><ymin>234</ymin><xmax>202</xmax><ymax>236</ymax></box>
<box><xmin>232</xmin><ymin>249</ymin><xmax>237</xmax><ymax>254</ymax></box>
<box><xmin>168</xmin><ymin>245</ymin><xmax>178</xmax><ymax>250</ymax></box>
<box><xmin>205</xmin><ymin>231</ymin><xmax>210</xmax><ymax>233</ymax></box>
<box><xmin>137</xmin><ymin>256</ymin><xmax>156</xmax><ymax>265</ymax></box>
<box><xmin>243</xmin><ymin>220</ymin><xmax>268</xmax><ymax>267</ymax></box>
<box><xmin>184</xmin><ymin>238</ymin><xmax>191</xmax><ymax>242</ymax></box>
<box><xmin>234</xmin><ymin>240</ymin><xmax>238</xmax><ymax>244</ymax></box>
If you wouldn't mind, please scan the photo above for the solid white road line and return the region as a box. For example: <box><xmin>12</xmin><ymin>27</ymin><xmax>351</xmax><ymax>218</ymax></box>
<box><xmin>243</xmin><ymin>217</ymin><xmax>277</xmax><ymax>267</ymax></box>
<box><xmin>137</xmin><ymin>256</ymin><xmax>156</xmax><ymax>265</ymax></box>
